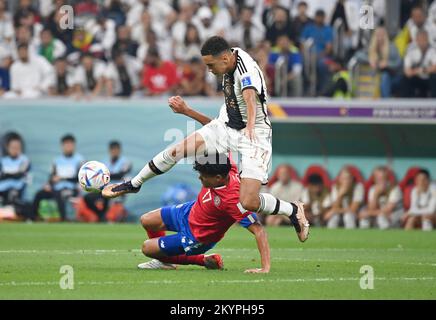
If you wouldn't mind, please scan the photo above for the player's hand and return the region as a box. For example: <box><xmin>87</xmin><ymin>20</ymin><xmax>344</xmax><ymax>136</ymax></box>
<box><xmin>244</xmin><ymin>268</ymin><xmax>270</xmax><ymax>274</ymax></box>
<box><xmin>243</xmin><ymin>125</ymin><xmax>257</xmax><ymax>143</ymax></box>
<box><xmin>168</xmin><ymin>96</ymin><xmax>190</xmax><ymax>115</ymax></box>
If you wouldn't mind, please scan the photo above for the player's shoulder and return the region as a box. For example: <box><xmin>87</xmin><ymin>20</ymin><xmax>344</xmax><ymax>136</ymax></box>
<box><xmin>233</xmin><ymin>47</ymin><xmax>256</xmax><ymax>75</ymax></box>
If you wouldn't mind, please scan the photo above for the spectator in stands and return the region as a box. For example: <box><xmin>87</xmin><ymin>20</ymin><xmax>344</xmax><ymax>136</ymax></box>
<box><xmin>101</xmin><ymin>0</ymin><xmax>126</xmax><ymax>27</ymax></box>
<box><xmin>262</xmin><ymin>0</ymin><xmax>281</xmax><ymax>30</ymax></box>
<box><xmin>171</xmin><ymin>0</ymin><xmax>195</xmax><ymax>44</ymax></box>
<box><xmin>268</xmin><ymin>34</ymin><xmax>303</xmax><ymax>97</ymax></box>
<box><xmin>402</xmin><ymin>30</ymin><xmax>436</xmax><ymax>98</ymax></box>
<box><xmin>48</xmin><ymin>57</ymin><xmax>75</xmax><ymax>97</ymax></box>
<box><xmin>324</xmin><ymin>167</ymin><xmax>364</xmax><ymax>229</ymax></box>
<box><xmin>359</xmin><ymin>166</ymin><xmax>403</xmax><ymax>230</ymax></box>
<box><xmin>177</xmin><ymin>57</ymin><xmax>216</xmax><ymax>97</ymax></box>
<box><xmin>73</xmin><ymin>53</ymin><xmax>107</xmax><ymax>99</ymax></box>
<box><xmin>111</xmin><ymin>24</ymin><xmax>139</xmax><ymax>57</ymax></box>
<box><xmin>428</xmin><ymin>1</ymin><xmax>436</xmax><ymax>47</ymax></box>
<box><xmin>82</xmin><ymin>140</ymin><xmax>132</xmax><ymax>222</ymax></box>
<box><xmin>105</xmin><ymin>50</ymin><xmax>142</xmax><ymax>97</ymax></box>
<box><xmin>395</xmin><ymin>6</ymin><xmax>430</xmax><ymax>57</ymax></box>
<box><xmin>301</xmin><ymin>9</ymin><xmax>334</xmax><ymax>95</ymax></box>
<box><xmin>265</xmin><ymin>6</ymin><xmax>295</xmax><ymax>46</ymax></box>
<box><xmin>142</xmin><ymin>46</ymin><xmax>180</xmax><ymax>96</ymax></box>
<box><xmin>13</xmin><ymin>0</ymin><xmax>40</xmax><ymax>27</ymax></box>
<box><xmin>404</xmin><ymin>169</ymin><xmax>436</xmax><ymax>231</ymax></box>
<box><xmin>45</xmin><ymin>2</ymin><xmax>74</xmax><ymax>53</ymax></box>
<box><xmin>193</xmin><ymin>4</ymin><xmax>230</xmax><ymax>41</ymax></box>
<box><xmin>0</xmin><ymin>132</ymin><xmax>31</xmax><ymax>219</ymax></box>
<box><xmin>6</xmin><ymin>43</ymin><xmax>53</xmax><ymax>99</ymax></box>
<box><xmin>300</xmin><ymin>173</ymin><xmax>332</xmax><ymax>227</ymax></box>
<box><xmin>291</xmin><ymin>1</ymin><xmax>313</xmax><ymax>46</ymax></box>
<box><xmin>0</xmin><ymin>0</ymin><xmax>14</xmax><ymax>51</ymax></box>
<box><xmin>85</xmin><ymin>14</ymin><xmax>117</xmax><ymax>57</ymax></box>
<box><xmin>368</xmin><ymin>26</ymin><xmax>402</xmax><ymax>98</ymax></box>
<box><xmin>173</xmin><ymin>23</ymin><xmax>202</xmax><ymax>63</ymax></box>
<box><xmin>71</xmin><ymin>27</ymin><xmax>95</xmax><ymax>55</ymax></box>
<box><xmin>32</xmin><ymin>134</ymin><xmax>84</xmax><ymax>222</ymax></box>
<box><xmin>265</xmin><ymin>165</ymin><xmax>303</xmax><ymax>226</ymax></box>
<box><xmin>38</xmin><ymin>28</ymin><xmax>66</xmax><ymax>63</ymax></box>
<box><xmin>323</xmin><ymin>58</ymin><xmax>351</xmax><ymax>99</ymax></box>
<box><xmin>14</xmin><ymin>25</ymin><xmax>38</xmax><ymax>56</ymax></box>
<box><xmin>226</xmin><ymin>6</ymin><xmax>265</xmax><ymax>51</ymax></box>
<box><xmin>0</xmin><ymin>51</ymin><xmax>12</xmax><ymax>96</ymax></box>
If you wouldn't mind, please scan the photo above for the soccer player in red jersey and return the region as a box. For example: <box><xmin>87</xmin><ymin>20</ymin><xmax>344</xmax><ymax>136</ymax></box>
<box><xmin>137</xmin><ymin>153</ymin><xmax>271</xmax><ymax>273</ymax></box>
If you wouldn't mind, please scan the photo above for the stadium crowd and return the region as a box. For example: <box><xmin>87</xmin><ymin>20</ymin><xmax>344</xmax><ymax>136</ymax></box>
<box><xmin>0</xmin><ymin>131</ymin><xmax>435</xmax><ymax>230</ymax></box>
<box><xmin>0</xmin><ymin>0</ymin><xmax>435</xmax><ymax>99</ymax></box>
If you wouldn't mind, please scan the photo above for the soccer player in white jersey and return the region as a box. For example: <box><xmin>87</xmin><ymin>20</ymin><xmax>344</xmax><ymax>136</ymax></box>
<box><xmin>103</xmin><ymin>36</ymin><xmax>309</xmax><ymax>242</ymax></box>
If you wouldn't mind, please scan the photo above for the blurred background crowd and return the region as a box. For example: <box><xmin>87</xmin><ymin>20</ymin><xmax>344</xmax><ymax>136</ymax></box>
<box><xmin>0</xmin><ymin>0</ymin><xmax>435</xmax><ymax>100</ymax></box>
<box><xmin>1</xmin><ymin>131</ymin><xmax>435</xmax><ymax>230</ymax></box>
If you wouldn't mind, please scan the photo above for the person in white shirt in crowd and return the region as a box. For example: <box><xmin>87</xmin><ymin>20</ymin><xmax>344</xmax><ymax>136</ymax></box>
<box><xmin>4</xmin><ymin>43</ymin><xmax>54</xmax><ymax>99</ymax></box>
<box><xmin>226</xmin><ymin>6</ymin><xmax>265</xmax><ymax>51</ymax></box>
<box><xmin>105</xmin><ymin>50</ymin><xmax>142</xmax><ymax>97</ymax></box>
<box><xmin>37</xmin><ymin>28</ymin><xmax>66</xmax><ymax>64</ymax></box>
<box><xmin>402</xmin><ymin>30</ymin><xmax>436</xmax><ymax>98</ymax></box>
<box><xmin>73</xmin><ymin>53</ymin><xmax>107</xmax><ymax>99</ymax></box>
<box><xmin>48</xmin><ymin>57</ymin><xmax>76</xmax><ymax>97</ymax></box>
<box><xmin>173</xmin><ymin>23</ymin><xmax>202</xmax><ymax>62</ymax></box>
<box><xmin>127</xmin><ymin>0</ymin><xmax>177</xmax><ymax>40</ymax></box>
<box><xmin>359</xmin><ymin>166</ymin><xmax>403</xmax><ymax>230</ymax></box>
<box><xmin>171</xmin><ymin>0</ymin><xmax>196</xmax><ymax>44</ymax></box>
<box><xmin>14</xmin><ymin>9</ymin><xmax>43</xmax><ymax>48</ymax></box>
<box><xmin>324</xmin><ymin>167</ymin><xmax>364</xmax><ymax>229</ymax></box>
<box><xmin>193</xmin><ymin>5</ymin><xmax>230</xmax><ymax>41</ymax></box>
<box><xmin>428</xmin><ymin>1</ymin><xmax>436</xmax><ymax>47</ymax></box>
<box><xmin>265</xmin><ymin>165</ymin><xmax>304</xmax><ymax>226</ymax></box>
<box><xmin>13</xmin><ymin>25</ymin><xmax>38</xmax><ymax>58</ymax></box>
<box><xmin>0</xmin><ymin>0</ymin><xmax>14</xmax><ymax>53</ymax></box>
<box><xmin>84</xmin><ymin>14</ymin><xmax>117</xmax><ymax>58</ymax></box>
<box><xmin>405</xmin><ymin>6</ymin><xmax>431</xmax><ymax>44</ymax></box>
<box><xmin>404</xmin><ymin>169</ymin><xmax>436</xmax><ymax>231</ymax></box>
<box><xmin>300</xmin><ymin>173</ymin><xmax>332</xmax><ymax>227</ymax></box>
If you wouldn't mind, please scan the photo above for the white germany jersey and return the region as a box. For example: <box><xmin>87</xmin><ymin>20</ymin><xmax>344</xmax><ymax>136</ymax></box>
<box><xmin>220</xmin><ymin>47</ymin><xmax>271</xmax><ymax>130</ymax></box>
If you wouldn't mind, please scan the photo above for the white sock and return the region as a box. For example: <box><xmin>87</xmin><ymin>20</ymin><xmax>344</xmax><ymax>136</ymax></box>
<box><xmin>131</xmin><ymin>150</ymin><xmax>177</xmax><ymax>187</ymax></box>
<box><xmin>258</xmin><ymin>193</ymin><xmax>294</xmax><ymax>217</ymax></box>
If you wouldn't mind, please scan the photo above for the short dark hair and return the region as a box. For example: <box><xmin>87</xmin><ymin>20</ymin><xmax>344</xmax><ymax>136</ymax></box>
<box><xmin>417</xmin><ymin>169</ymin><xmax>430</xmax><ymax>179</ymax></box>
<box><xmin>61</xmin><ymin>134</ymin><xmax>75</xmax><ymax>144</ymax></box>
<box><xmin>298</xmin><ymin>1</ymin><xmax>308</xmax><ymax>7</ymax></box>
<box><xmin>2</xmin><ymin>131</ymin><xmax>25</xmax><ymax>154</ymax></box>
<box><xmin>308</xmin><ymin>173</ymin><xmax>323</xmax><ymax>185</ymax></box>
<box><xmin>109</xmin><ymin>140</ymin><xmax>121</xmax><ymax>149</ymax></box>
<box><xmin>193</xmin><ymin>153</ymin><xmax>231</xmax><ymax>177</ymax></box>
<box><xmin>315</xmin><ymin>9</ymin><xmax>325</xmax><ymax>17</ymax></box>
<box><xmin>201</xmin><ymin>36</ymin><xmax>231</xmax><ymax>57</ymax></box>
<box><xmin>17</xmin><ymin>43</ymin><xmax>28</xmax><ymax>51</ymax></box>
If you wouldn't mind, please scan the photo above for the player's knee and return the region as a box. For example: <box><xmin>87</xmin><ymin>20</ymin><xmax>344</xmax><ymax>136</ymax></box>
<box><xmin>141</xmin><ymin>240</ymin><xmax>153</xmax><ymax>257</ymax></box>
<box><xmin>239</xmin><ymin>196</ymin><xmax>260</xmax><ymax>212</ymax></box>
<box><xmin>140</xmin><ymin>213</ymin><xmax>151</xmax><ymax>228</ymax></box>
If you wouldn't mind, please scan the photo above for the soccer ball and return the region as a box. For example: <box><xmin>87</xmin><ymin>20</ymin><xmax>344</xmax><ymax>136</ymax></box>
<box><xmin>78</xmin><ymin>161</ymin><xmax>111</xmax><ymax>193</ymax></box>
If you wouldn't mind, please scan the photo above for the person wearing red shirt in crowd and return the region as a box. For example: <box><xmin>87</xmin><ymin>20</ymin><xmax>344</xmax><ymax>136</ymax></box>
<box><xmin>137</xmin><ymin>152</ymin><xmax>271</xmax><ymax>273</ymax></box>
<box><xmin>142</xmin><ymin>47</ymin><xmax>180</xmax><ymax>96</ymax></box>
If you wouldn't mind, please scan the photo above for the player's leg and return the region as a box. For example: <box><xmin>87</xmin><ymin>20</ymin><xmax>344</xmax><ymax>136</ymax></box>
<box><xmin>343</xmin><ymin>211</ymin><xmax>357</xmax><ymax>229</ymax></box>
<box><xmin>103</xmin><ymin>132</ymin><xmax>206</xmax><ymax>198</ymax></box>
<box><xmin>422</xmin><ymin>215</ymin><xmax>434</xmax><ymax>231</ymax></box>
<box><xmin>140</xmin><ymin>208</ymin><xmax>167</xmax><ymax>239</ymax></box>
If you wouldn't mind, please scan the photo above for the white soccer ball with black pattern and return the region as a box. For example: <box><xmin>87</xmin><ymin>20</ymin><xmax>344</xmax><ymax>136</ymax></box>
<box><xmin>78</xmin><ymin>161</ymin><xmax>111</xmax><ymax>193</ymax></box>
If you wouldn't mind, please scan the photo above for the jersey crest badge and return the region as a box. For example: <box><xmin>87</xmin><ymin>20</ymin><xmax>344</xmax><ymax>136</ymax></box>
<box><xmin>241</xmin><ymin>76</ymin><xmax>252</xmax><ymax>87</ymax></box>
<box><xmin>214</xmin><ymin>195</ymin><xmax>221</xmax><ymax>207</ymax></box>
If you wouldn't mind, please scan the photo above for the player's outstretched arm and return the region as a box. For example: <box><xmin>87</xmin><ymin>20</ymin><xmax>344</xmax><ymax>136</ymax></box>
<box><xmin>245</xmin><ymin>222</ymin><xmax>271</xmax><ymax>274</ymax></box>
<box><xmin>168</xmin><ymin>96</ymin><xmax>212</xmax><ymax>126</ymax></box>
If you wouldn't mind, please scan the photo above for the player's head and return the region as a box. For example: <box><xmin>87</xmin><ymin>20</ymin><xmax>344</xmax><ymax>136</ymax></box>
<box><xmin>415</xmin><ymin>169</ymin><xmax>430</xmax><ymax>190</ymax></box>
<box><xmin>109</xmin><ymin>140</ymin><xmax>121</xmax><ymax>158</ymax></box>
<box><xmin>201</xmin><ymin>36</ymin><xmax>233</xmax><ymax>75</ymax></box>
<box><xmin>4</xmin><ymin>132</ymin><xmax>24</xmax><ymax>158</ymax></box>
<box><xmin>17</xmin><ymin>43</ymin><xmax>29</xmax><ymax>62</ymax></box>
<box><xmin>193</xmin><ymin>153</ymin><xmax>232</xmax><ymax>188</ymax></box>
<box><xmin>307</xmin><ymin>173</ymin><xmax>324</xmax><ymax>194</ymax></box>
<box><xmin>61</xmin><ymin>134</ymin><xmax>76</xmax><ymax>156</ymax></box>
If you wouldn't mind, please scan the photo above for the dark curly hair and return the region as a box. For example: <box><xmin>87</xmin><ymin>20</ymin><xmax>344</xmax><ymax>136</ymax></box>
<box><xmin>193</xmin><ymin>153</ymin><xmax>231</xmax><ymax>177</ymax></box>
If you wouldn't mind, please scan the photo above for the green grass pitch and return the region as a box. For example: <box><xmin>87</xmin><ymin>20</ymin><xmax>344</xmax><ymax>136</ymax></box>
<box><xmin>0</xmin><ymin>223</ymin><xmax>435</xmax><ymax>299</ymax></box>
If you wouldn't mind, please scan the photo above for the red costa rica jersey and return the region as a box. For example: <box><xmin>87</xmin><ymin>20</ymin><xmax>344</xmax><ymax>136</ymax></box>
<box><xmin>188</xmin><ymin>163</ymin><xmax>250</xmax><ymax>243</ymax></box>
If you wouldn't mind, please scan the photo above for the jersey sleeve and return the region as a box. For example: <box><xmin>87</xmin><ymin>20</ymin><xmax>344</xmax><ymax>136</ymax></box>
<box><xmin>237</xmin><ymin>59</ymin><xmax>263</xmax><ymax>95</ymax></box>
<box><xmin>238</xmin><ymin>213</ymin><xmax>259</xmax><ymax>228</ymax></box>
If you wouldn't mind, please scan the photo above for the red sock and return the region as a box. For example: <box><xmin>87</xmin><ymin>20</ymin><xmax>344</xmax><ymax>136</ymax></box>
<box><xmin>160</xmin><ymin>254</ymin><xmax>205</xmax><ymax>266</ymax></box>
<box><xmin>146</xmin><ymin>230</ymin><xmax>166</xmax><ymax>239</ymax></box>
